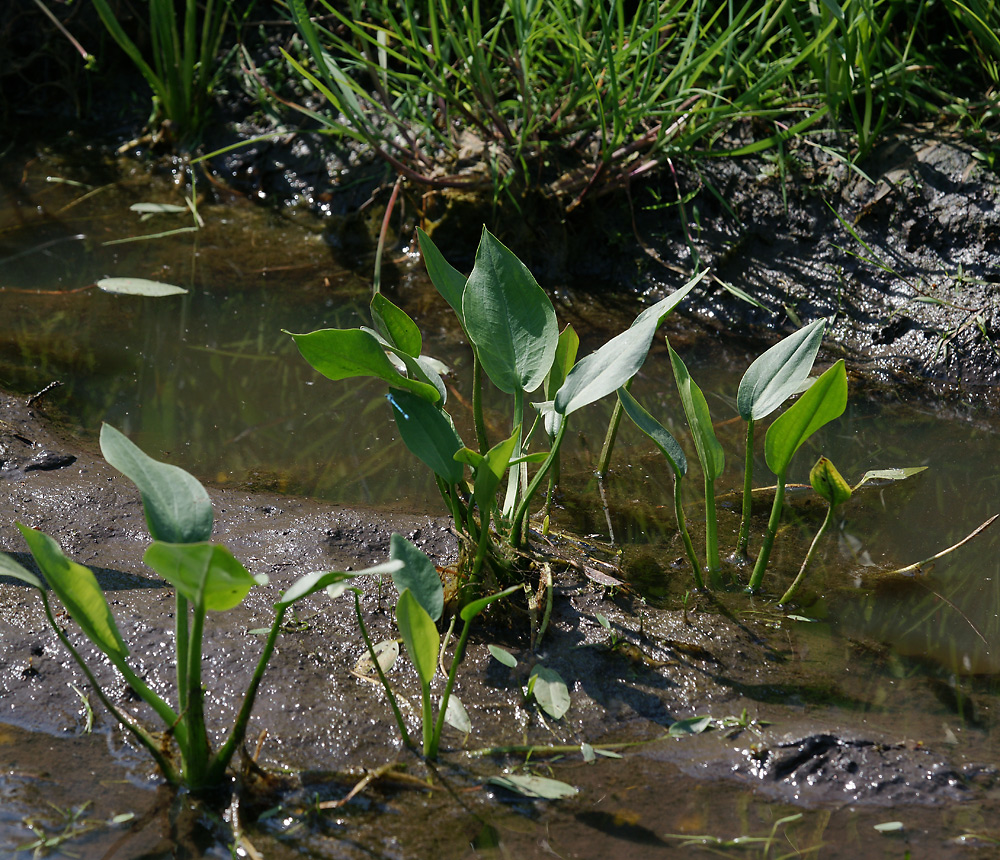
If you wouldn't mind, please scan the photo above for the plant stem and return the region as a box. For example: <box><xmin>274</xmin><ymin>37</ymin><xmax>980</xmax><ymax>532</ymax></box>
<box><xmin>502</xmin><ymin>388</ymin><xmax>525</xmax><ymax>519</ymax></box>
<box><xmin>736</xmin><ymin>417</ymin><xmax>755</xmax><ymax>558</ymax></box>
<box><xmin>210</xmin><ymin>603</ymin><xmax>289</xmax><ymax>785</ymax></box>
<box><xmin>183</xmin><ymin>602</ymin><xmax>211</xmax><ymax>787</ymax></box>
<box><xmin>472</xmin><ymin>353</ymin><xmax>489</xmax><ymax>455</ymax></box>
<box><xmin>705</xmin><ymin>473</ymin><xmax>720</xmax><ymax>584</ymax></box>
<box><xmin>673</xmin><ymin>477</ymin><xmax>703</xmax><ymax>589</ymax></box>
<box><xmin>779</xmin><ymin>503</ymin><xmax>835</xmax><ymax>604</ymax></box>
<box><xmin>597</xmin><ymin>378</ymin><xmax>630</xmax><ymax>480</ymax></box>
<box><xmin>510</xmin><ymin>421</ymin><xmax>567</xmax><ymax>549</ymax></box>
<box><xmin>748</xmin><ymin>474</ymin><xmax>786</xmax><ymax>592</ymax></box>
<box><xmin>421</xmin><ymin>686</ymin><xmax>433</xmax><ymax>757</ymax></box>
<box><xmin>353</xmin><ymin>591</ymin><xmax>412</xmax><ymax>749</ymax></box>
<box><xmin>429</xmin><ymin>615</ymin><xmax>475</xmax><ymax>759</ymax></box>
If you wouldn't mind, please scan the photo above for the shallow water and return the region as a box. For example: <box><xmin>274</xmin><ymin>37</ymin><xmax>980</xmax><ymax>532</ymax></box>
<box><xmin>3</xmin><ymin>150</ymin><xmax>1000</xmax><ymax>858</ymax></box>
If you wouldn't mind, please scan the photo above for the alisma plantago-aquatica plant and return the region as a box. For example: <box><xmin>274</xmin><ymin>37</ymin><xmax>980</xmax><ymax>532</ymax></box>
<box><xmin>288</xmin><ymin>226</ymin><xmax>705</xmax><ymax>585</ymax></box>
<box><xmin>0</xmin><ymin>424</ymin><xmax>404</xmax><ymax>792</ymax></box>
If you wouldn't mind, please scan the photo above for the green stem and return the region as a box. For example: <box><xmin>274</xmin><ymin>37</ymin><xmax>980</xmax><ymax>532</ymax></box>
<box><xmin>673</xmin><ymin>477</ymin><xmax>703</xmax><ymax>589</ymax></box>
<box><xmin>429</xmin><ymin>615</ymin><xmax>475</xmax><ymax>759</ymax></box>
<box><xmin>209</xmin><ymin>603</ymin><xmax>289</xmax><ymax>785</ymax></box>
<box><xmin>472</xmin><ymin>352</ymin><xmax>489</xmax><ymax>455</ymax></box>
<box><xmin>175</xmin><ymin>593</ymin><xmax>189</xmax><ymax>716</ymax></box>
<box><xmin>597</xmin><ymin>378</ymin><xmax>630</xmax><ymax>480</ymax></box>
<box><xmin>421</xmin><ymin>685</ymin><xmax>433</xmax><ymax>757</ymax></box>
<box><xmin>779</xmin><ymin>503</ymin><xmax>835</xmax><ymax>605</ymax></box>
<box><xmin>353</xmin><ymin>591</ymin><xmax>412</xmax><ymax>748</ymax></box>
<box><xmin>182</xmin><ymin>602</ymin><xmax>211</xmax><ymax>787</ymax></box>
<box><xmin>748</xmin><ymin>474</ymin><xmax>786</xmax><ymax>592</ymax></box>
<box><xmin>510</xmin><ymin>421</ymin><xmax>567</xmax><ymax>549</ymax></box>
<box><xmin>40</xmin><ymin>592</ymin><xmax>181</xmax><ymax>784</ymax></box>
<box><xmin>705</xmin><ymin>474</ymin><xmax>720</xmax><ymax>584</ymax></box>
<box><xmin>736</xmin><ymin>417</ymin><xmax>755</xmax><ymax>558</ymax></box>
<box><xmin>502</xmin><ymin>388</ymin><xmax>525</xmax><ymax>519</ymax></box>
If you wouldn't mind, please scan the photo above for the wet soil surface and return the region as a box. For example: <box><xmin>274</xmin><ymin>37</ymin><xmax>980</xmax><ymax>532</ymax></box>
<box><xmin>3</xmin><ymin>392</ymin><xmax>1000</xmax><ymax>858</ymax></box>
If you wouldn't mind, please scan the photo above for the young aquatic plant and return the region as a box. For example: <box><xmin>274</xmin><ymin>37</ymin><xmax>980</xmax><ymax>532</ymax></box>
<box><xmin>748</xmin><ymin>360</ymin><xmax>848</xmax><ymax>592</ymax></box>
<box><xmin>288</xmin><ymin>227</ymin><xmax>704</xmax><ymax>587</ymax></box>
<box><xmin>616</xmin><ymin>386</ymin><xmax>702</xmax><ymax>588</ymax></box>
<box><xmin>353</xmin><ymin>534</ymin><xmax>519</xmax><ymax>759</ymax></box>
<box><xmin>779</xmin><ymin>459</ymin><xmax>929</xmax><ymax>604</ymax></box>
<box><xmin>0</xmin><ymin>424</ymin><xmax>402</xmax><ymax>792</ymax></box>
<box><xmin>735</xmin><ymin>319</ymin><xmax>827</xmax><ymax>558</ymax></box>
<box><xmin>668</xmin><ymin>343</ymin><xmax>725</xmax><ymax>583</ymax></box>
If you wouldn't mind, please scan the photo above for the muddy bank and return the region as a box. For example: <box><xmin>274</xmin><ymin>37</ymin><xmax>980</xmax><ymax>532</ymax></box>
<box><xmin>2</xmin><ymin>387</ymin><xmax>997</xmax><ymax>850</ymax></box>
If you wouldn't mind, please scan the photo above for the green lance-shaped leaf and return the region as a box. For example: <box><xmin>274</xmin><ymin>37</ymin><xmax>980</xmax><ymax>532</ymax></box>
<box><xmin>361</xmin><ymin>327</ymin><xmax>447</xmax><ymax>403</ymax></box>
<box><xmin>462</xmin><ymin>228</ymin><xmax>558</xmax><ymax>394</ymax></box>
<box><xmin>371</xmin><ymin>293</ymin><xmax>422</xmax><ymax>357</ymax></box>
<box><xmin>276</xmin><ymin>560</ymin><xmax>403</xmax><ymax>608</ymax></box>
<box><xmin>737</xmin><ymin>319</ymin><xmax>827</xmax><ymax>420</ymax></box>
<box><xmin>396</xmin><ymin>588</ymin><xmax>439</xmax><ymax>688</ymax></box>
<box><xmin>144</xmin><ymin>542</ymin><xmax>266</xmax><ymax>612</ymax></box>
<box><xmin>765</xmin><ymin>360</ymin><xmax>848</xmax><ymax>476</ymax></box>
<box><xmin>0</xmin><ymin>551</ymin><xmax>43</xmax><ymax>589</ymax></box>
<box><xmin>460</xmin><ymin>585</ymin><xmax>521</xmax><ymax>623</ymax></box>
<box><xmin>387</xmin><ymin>388</ymin><xmax>464</xmax><ymax>484</ymax></box>
<box><xmin>810</xmin><ymin>457</ymin><xmax>853</xmax><ymax>507</ymax></box>
<box><xmin>669</xmin><ymin>346</ymin><xmax>724</xmax><ymax>482</ymax></box>
<box><xmin>617</xmin><ymin>387</ymin><xmax>688</xmax><ymax>478</ymax></box>
<box><xmin>555</xmin><ymin>271</ymin><xmax>706</xmax><ymax>416</ymax></box>
<box><xmin>417</xmin><ymin>227</ymin><xmax>467</xmax><ymax>322</ymax></box>
<box><xmin>17</xmin><ymin>524</ymin><xmax>128</xmax><ymax>662</ymax></box>
<box><xmin>390</xmin><ymin>534</ymin><xmax>443</xmax><ymax>622</ymax></box>
<box><xmin>545</xmin><ymin>324</ymin><xmax>579</xmax><ymax>400</ymax></box>
<box><xmin>456</xmin><ymin>427</ymin><xmax>520</xmax><ymax>513</ymax></box>
<box><xmin>287</xmin><ymin>328</ymin><xmax>441</xmax><ymax>402</ymax></box>
<box><xmin>100</xmin><ymin>424</ymin><xmax>213</xmax><ymax>544</ymax></box>
<box><xmin>853</xmin><ymin>466</ymin><xmax>928</xmax><ymax>491</ymax></box>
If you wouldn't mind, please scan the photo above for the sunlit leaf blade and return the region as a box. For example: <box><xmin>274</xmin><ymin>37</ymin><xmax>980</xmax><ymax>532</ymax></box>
<box><xmin>288</xmin><ymin>328</ymin><xmax>440</xmax><ymax>402</ymax></box>
<box><xmin>462</xmin><ymin>228</ymin><xmax>558</xmax><ymax>394</ymax></box>
<box><xmin>809</xmin><ymin>457</ymin><xmax>852</xmax><ymax>506</ymax></box>
<box><xmin>17</xmin><ymin>524</ymin><xmax>128</xmax><ymax>661</ymax></box>
<box><xmin>554</xmin><ymin>273</ymin><xmax>705</xmax><ymax>416</ymax></box>
<box><xmin>144</xmin><ymin>542</ymin><xmax>264</xmax><ymax>612</ymax></box>
<box><xmin>472</xmin><ymin>429</ymin><xmax>519</xmax><ymax>512</ymax></box>
<box><xmin>97</xmin><ymin>278</ymin><xmax>188</xmax><ymax>297</ymax></box>
<box><xmin>737</xmin><ymin>319</ymin><xmax>826</xmax><ymax>420</ymax></box>
<box><xmin>443</xmin><ymin>694</ymin><xmax>472</xmax><ymax>733</ymax></box>
<box><xmin>488</xmin><ymin>774</ymin><xmax>578</xmax><ymax>799</ymax></box>
<box><xmin>669</xmin><ymin>346</ymin><xmax>724</xmax><ymax>481</ymax></box>
<box><xmin>371</xmin><ymin>293</ymin><xmax>422</xmax><ymax>356</ymax></box>
<box><xmin>388</xmin><ymin>388</ymin><xmax>464</xmax><ymax>484</ymax></box>
<box><xmin>529</xmin><ymin>665</ymin><xmax>570</xmax><ymax>719</ymax></box>
<box><xmin>390</xmin><ymin>534</ymin><xmax>443</xmax><ymax>622</ymax></box>
<box><xmin>853</xmin><ymin>466</ymin><xmax>928</xmax><ymax>490</ymax></box>
<box><xmin>396</xmin><ymin>589</ymin><xmax>439</xmax><ymax>687</ymax></box>
<box><xmin>764</xmin><ymin>361</ymin><xmax>848</xmax><ymax>475</ymax></box>
<box><xmin>277</xmin><ymin>560</ymin><xmax>403</xmax><ymax>607</ymax></box>
<box><xmin>100</xmin><ymin>424</ymin><xmax>212</xmax><ymax>544</ymax></box>
<box><xmin>417</xmin><ymin>227</ymin><xmax>467</xmax><ymax>322</ymax></box>
<box><xmin>461</xmin><ymin>585</ymin><xmax>520</xmax><ymax>622</ymax></box>
<box><xmin>0</xmin><ymin>551</ymin><xmax>43</xmax><ymax>589</ymax></box>
<box><xmin>617</xmin><ymin>387</ymin><xmax>687</xmax><ymax>478</ymax></box>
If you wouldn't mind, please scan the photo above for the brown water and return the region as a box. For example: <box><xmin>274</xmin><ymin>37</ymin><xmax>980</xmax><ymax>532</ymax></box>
<box><xmin>3</xmin><ymin>150</ymin><xmax>1000</xmax><ymax>858</ymax></box>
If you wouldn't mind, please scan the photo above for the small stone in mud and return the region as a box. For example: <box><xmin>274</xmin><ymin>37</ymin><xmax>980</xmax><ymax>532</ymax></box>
<box><xmin>24</xmin><ymin>451</ymin><xmax>77</xmax><ymax>471</ymax></box>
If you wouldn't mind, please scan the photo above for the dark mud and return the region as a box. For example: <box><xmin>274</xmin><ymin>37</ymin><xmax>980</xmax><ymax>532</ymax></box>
<box><xmin>3</xmin><ymin>390</ymin><xmax>1000</xmax><ymax>858</ymax></box>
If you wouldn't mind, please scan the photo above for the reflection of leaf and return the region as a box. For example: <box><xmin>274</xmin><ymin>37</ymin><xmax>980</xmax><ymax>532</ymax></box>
<box><xmin>853</xmin><ymin>466</ymin><xmax>928</xmax><ymax>490</ymax></box>
<box><xmin>97</xmin><ymin>277</ymin><xmax>188</xmax><ymax>297</ymax></box>
<box><xmin>488</xmin><ymin>774</ymin><xmax>578</xmax><ymax>799</ymax></box>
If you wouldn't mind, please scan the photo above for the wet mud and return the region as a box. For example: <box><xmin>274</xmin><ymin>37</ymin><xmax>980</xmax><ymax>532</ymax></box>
<box><xmin>2</xmin><ymin>390</ymin><xmax>1000</xmax><ymax>858</ymax></box>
